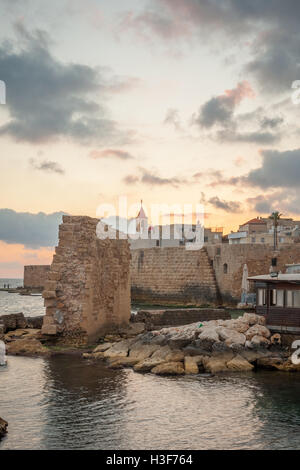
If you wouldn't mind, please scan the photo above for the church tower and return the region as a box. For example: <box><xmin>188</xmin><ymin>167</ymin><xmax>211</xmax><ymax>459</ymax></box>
<box><xmin>136</xmin><ymin>200</ymin><xmax>148</xmax><ymax>236</ymax></box>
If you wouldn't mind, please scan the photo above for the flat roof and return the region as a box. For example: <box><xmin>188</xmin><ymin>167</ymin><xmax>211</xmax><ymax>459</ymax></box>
<box><xmin>248</xmin><ymin>273</ymin><xmax>300</xmax><ymax>283</ymax></box>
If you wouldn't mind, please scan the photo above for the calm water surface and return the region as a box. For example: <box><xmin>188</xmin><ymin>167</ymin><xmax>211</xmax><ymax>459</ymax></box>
<box><xmin>1</xmin><ymin>355</ymin><xmax>300</xmax><ymax>450</ymax></box>
<box><xmin>0</xmin><ymin>278</ymin><xmax>45</xmax><ymax>317</ymax></box>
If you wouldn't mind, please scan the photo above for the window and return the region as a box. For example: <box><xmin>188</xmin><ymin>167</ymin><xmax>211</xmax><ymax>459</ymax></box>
<box><xmin>156</xmin><ymin>240</ymin><xmax>160</xmax><ymax>247</ymax></box>
<box><xmin>276</xmin><ymin>290</ymin><xmax>284</xmax><ymax>307</ymax></box>
<box><xmin>293</xmin><ymin>291</ymin><xmax>300</xmax><ymax>307</ymax></box>
<box><xmin>279</xmin><ymin>237</ymin><xmax>285</xmax><ymax>243</ymax></box>
<box><xmin>261</xmin><ymin>238</ymin><xmax>265</xmax><ymax>243</ymax></box>
<box><xmin>223</xmin><ymin>263</ymin><xmax>228</xmax><ymax>274</ymax></box>
<box><xmin>258</xmin><ymin>288</ymin><xmax>267</xmax><ymax>306</ymax></box>
<box><xmin>270</xmin><ymin>289</ymin><xmax>277</xmax><ymax>306</ymax></box>
<box><xmin>287</xmin><ymin>290</ymin><xmax>300</xmax><ymax>307</ymax></box>
<box><xmin>216</xmin><ymin>247</ymin><xmax>221</xmax><ymax>255</ymax></box>
<box><xmin>251</xmin><ymin>237</ymin><xmax>256</xmax><ymax>243</ymax></box>
<box><xmin>204</xmin><ymin>236</ymin><xmax>208</xmax><ymax>242</ymax></box>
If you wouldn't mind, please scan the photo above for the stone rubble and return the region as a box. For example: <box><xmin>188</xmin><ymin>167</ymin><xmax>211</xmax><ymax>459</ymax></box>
<box><xmin>86</xmin><ymin>312</ymin><xmax>295</xmax><ymax>375</ymax></box>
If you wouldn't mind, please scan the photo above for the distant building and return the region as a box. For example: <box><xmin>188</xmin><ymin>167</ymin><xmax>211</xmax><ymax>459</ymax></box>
<box><xmin>228</xmin><ymin>216</ymin><xmax>298</xmax><ymax>246</ymax></box>
<box><xmin>129</xmin><ymin>201</ymin><xmax>217</xmax><ymax>250</ymax></box>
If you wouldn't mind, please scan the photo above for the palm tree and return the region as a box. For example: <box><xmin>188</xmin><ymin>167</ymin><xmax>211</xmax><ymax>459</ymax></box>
<box><xmin>269</xmin><ymin>211</ymin><xmax>282</xmax><ymax>251</ymax></box>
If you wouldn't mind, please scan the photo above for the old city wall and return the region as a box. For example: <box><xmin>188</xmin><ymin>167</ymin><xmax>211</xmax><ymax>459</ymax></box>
<box><xmin>131</xmin><ymin>247</ymin><xmax>219</xmax><ymax>306</ymax></box>
<box><xmin>24</xmin><ymin>265</ymin><xmax>50</xmax><ymax>289</ymax></box>
<box><xmin>206</xmin><ymin>244</ymin><xmax>300</xmax><ymax>304</ymax></box>
<box><xmin>41</xmin><ymin>216</ymin><xmax>131</xmax><ymax>344</ymax></box>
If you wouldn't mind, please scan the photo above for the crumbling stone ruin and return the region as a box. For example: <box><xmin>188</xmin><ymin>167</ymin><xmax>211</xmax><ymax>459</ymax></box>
<box><xmin>42</xmin><ymin>216</ymin><xmax>131</xmax><ymax>344</ymax></box>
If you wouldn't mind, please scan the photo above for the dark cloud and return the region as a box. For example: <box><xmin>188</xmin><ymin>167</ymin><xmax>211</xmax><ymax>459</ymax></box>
<box><xmin>246</xmin><ymin>149</ymin><xmax>300</xmax><ymax>189</ymax></box>
<box><xmin>260</xmin><ymin>116</ymin><xmax>284</xmax><ymax>129</ymax></box>
<box><xmin>194</xmin><ymin>83</ymin><xmax>284</xmax><ymax>144</ymax></box>
<box><xmin>122</xmin><ymin>1</ymin><xmax>300</xmax><ymax>92</ymax></box>
<box><xmin>195</xmin><ymin>81</ymin><xmax>254</xmax><ymax>129</ymax></box>
<box><xmin>89</xmin><ymin>149</ymin><xmax>135</xmax><ymax>160</ymax></box>
<box><xmin>0</xmin><ymin>209</ymin><xmax>66</xmax><ymax>248</ymax></box>
<box><xmin>29</xmin><ymin>158</ymin><xmax>65</xmax><ymax>174</ymax></box>
<box><xmin>0</xmin><ymin>24</ymin><xmax>135</xmax><ymax>144</ymax></box>
<box><xmin>123</xmin><ymin>168</ymin><xmax>185</xmax><ymax>187</ymax></box>
<box><xmin>208</xmin><ymin>196</ymin><xmax>241</xmax><ymax>213</ymax></box>
<box><xmin>216</xmin><ymin>128</ymin><xmax>280</xmax><ymax>145</ymax></box>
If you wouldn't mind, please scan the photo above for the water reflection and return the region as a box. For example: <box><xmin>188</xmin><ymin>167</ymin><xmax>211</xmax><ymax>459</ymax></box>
<box><xmin>1</xmin><ymin>356</ymin><xmax>300</xmax><ymax>449</ymax></box>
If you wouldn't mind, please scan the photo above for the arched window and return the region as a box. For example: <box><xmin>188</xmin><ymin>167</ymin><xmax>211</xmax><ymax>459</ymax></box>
<box><xmin>223</xmin><ymin>263</ymin><xmax>228</xmax><ymax>274</ymax></box>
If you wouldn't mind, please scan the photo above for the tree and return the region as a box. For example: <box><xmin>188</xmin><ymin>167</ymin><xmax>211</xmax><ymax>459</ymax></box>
<box><xmin>269</xmin><ymin>211</ymin><xmax>282</xmax><ymax>251</ymax></box>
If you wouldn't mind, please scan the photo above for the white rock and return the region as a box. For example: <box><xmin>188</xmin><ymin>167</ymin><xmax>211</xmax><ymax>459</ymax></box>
<box><xmin>245</xmin><ymin>324</ymin><xmax>271</xmax><ymax>341</ymax></box>
<box><xmin>216</xmin><ymin>327</ymin><xmax>246</xmax><ymax>346</ymax></box>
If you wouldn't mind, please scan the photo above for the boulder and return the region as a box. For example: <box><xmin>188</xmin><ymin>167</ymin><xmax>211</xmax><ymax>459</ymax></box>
<box><xmin>134</xmin><ymin>357</ymin><xmax>166</xmax><ymax>372</ymax></box>
<box><xmin>0</xmin><ymin>313</ymin><xmax>27</xmax><ymax>332</ymax></box>
<box><xmin>196</xmin><ymin>327</ymin><xmax>220</xmax><ymax>351</ymax></box>
<box><xmin>129</xmin><ymin>341</ymin><xmax>160</xmax><ymax>361</ymax></box>
<box><xmin>202</xmin><ymin>356</ymin><xmax>228</xmax><ymax>373</ymax></box>
<box><xmin>256</xmin><ymin>356</ymin><xmax>285</xmax><ymax>370</ymax></box>
<box><xmin>0</xmin><ymin>417</ymin><xmax>8</xmax><ymax>438</ymax></box>
<box><xmin>93</xmin><ymin>342</ymin><xmax>113</xmax><ymax>353</ymax></box>
<box><xmin>184</xmin><ymin>355</ymin><xmax>203</xmax><ymax>374</ymax></box>
<box><xmin>226</xmin><ymin>355</ymin><xmax>254</xmax><ymax>371</ymax></box>
<box><xmin>151</xmin><ymin>362</ymin><xmax>185</xmax><ymax>375</ymax></box>
<box><xmin>249</xmin><ymin>335</ymin><xmax>270</xmax><ymax>349</ymax></box>
<box><xmin>216</xmin><ymin>327</ymin><xmax>246</xmax><ymax>347</ymax></box>
<box><xmin>245</xmin><ymin>324</ymin><xmax>271</xmax><ymax>341</ymax></box>
<box><xmin>107</xmin><ymin>357</ymin><xmax>140</xmax><ymax>369</ymax></box>
<box><xmin>270</xmin><ymin>333</ymin><xmax>281</xmax><ymax>345</ymax></box>
<box><xmin>151</xmin><ymin>345</ymin><xmax>184</xmax><ymax>362</ymax></box>
<box><xmin>103</xmin><ymin>339</ymin><xmax>136</xmax><ymax>358</ymax></box>
<box><xmin>120</xmin><ymin>322</ymin><xmax>145</xmax><ymax>337</ymax></box>
<box><xmin>7</xmin><ymin>338</ymin><xmax>50</xmax><ymax>356</ymax></box>
<box><xmin>183</xmin><ymin>345</ymin><xmax>211</xmax><ymax>357</ymax></box>
<box><xmin>242</xmin><ymin>313</ymin><xmax>266</xmax><ymax>326</ymax></box>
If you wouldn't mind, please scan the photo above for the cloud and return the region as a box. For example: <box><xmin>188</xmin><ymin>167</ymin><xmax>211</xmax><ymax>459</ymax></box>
<box><xmin>0</xmin><ymin>209</ymin><xmax>66</xmax><ymax>248</ymax></box>
<box><xmin>246</xmin><ymin>148</ymin><xmax>300</xmax><ymax>189</ymax></box>
<box><xmin>123</xmin><ymin>167</ymin><xmax>185</xmax><ymax>187</ymax></box>
<box><xmin>0</xmin><ymin>24</ymin><xmax>135</xmax><ymax>145</ymax></box>
<box><xmin>29</xmin><ymin>158</ymin><xmax>65</xmax><ymax>174</ymax></box>
<box><xmin>194</xmin><ymin>81</ymin><xmax>255</xmax><ymax>129</ymax></box>
<box><xmin>207</xmin><ymin>196</ymin><xmax>241</xmax><ymax>213</ymax></box>
<box><xmin>123</xmin><ymin>175</ymin><xmax>139</xmax><ymax>184</ymax></box>
<box><xmin>122</xmin><ymin>1</ymin><xmax>300</xmax><ymax>92</ymax></box>
<box><xmin>164</xmin><ymin>108</ymin><xmax>182</xmax><ymax>131</ymax></box>
<box><xmin>89</xmin><ymin>149</ymin><xmax>135</xmax><ymax>160</ymax></box>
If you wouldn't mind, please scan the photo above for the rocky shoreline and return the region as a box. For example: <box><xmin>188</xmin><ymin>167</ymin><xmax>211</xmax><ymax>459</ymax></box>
<box><xmin>1</xmin><ymin>312</ymin><xmax>299</xmax><ymax>374</ymax></box>
<box><xmin>83</xmin><ymin>313</ymin><xmax>299</xmax><ymax>374</ymax></box>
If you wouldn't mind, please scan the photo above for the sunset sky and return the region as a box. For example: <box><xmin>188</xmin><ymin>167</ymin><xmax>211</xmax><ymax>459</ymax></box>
<box><xmin>1</xmin><ymin>0</ymin><xmax>300</xmax><ymax>277</ymax></box>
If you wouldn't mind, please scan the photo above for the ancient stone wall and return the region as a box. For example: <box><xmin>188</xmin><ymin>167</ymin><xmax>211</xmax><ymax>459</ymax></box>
<box><xmin>42</xmin><ymin>216</ymin><xmax>131</xmax><ymax>344</ymax></box>
<box><xmin>24</xmin><ymin>265</ymin><xmax>50</xmax><ymax>289</ymax></box>
<box><xmin>206</xmin><ymin>244</ymin><xmax>300</xmax><ymax>304</ymax></box>
<box><xmin>131</xmin><ymin>247</ymin><xmax>219</xmax><ymax>306</ymax></box>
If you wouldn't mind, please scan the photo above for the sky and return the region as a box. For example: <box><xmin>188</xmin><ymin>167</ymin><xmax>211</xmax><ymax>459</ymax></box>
<box><xmin>0</xmin><ymin>0</ymin><xmax>300</xmax><ymax>277</ymax></box>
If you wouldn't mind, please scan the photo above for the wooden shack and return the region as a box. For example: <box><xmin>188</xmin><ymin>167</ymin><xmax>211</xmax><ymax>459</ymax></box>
<box><xmin>248</xmin><ymin>273</ymin><xmax>300</xmax><ymax>333</ymax></box>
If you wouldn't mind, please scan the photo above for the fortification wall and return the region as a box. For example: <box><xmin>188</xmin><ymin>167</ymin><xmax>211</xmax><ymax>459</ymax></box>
<box><xmin>42</xmin><ymin>216</ymin><xmax>131</xmax><ymax>344</ymax></box>
<box><xmin>131</xmin><ymin>247</ymin><xmax>219</xmax><ymax>306</ymax></box>
<box><xmin>24</xmin><ymin>265</ymin><xmax>50</xmax><ymax>289</ymax></box>
<box><xmin>206</xmin><ymin>244</ymin><xmax>300</xmax><ymax>304</ymax></box>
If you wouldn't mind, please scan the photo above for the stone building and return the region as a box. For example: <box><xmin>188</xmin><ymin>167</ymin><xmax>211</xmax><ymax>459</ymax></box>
<box><xmin>42</xmin><ymin>216</ymin><xmax>131</xmax><ymax>344</ymax></box>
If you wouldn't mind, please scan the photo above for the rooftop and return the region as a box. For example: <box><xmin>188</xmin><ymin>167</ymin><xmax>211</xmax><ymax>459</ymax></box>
<box><xmin>241</xmin><ymin>218</ymin><xmax>267</xmax><ymax>226</ymax></box>
<box><xmin>248</xmin><ymin>273</ymin><xmax>300</xmax><ymax>283</ymax></box>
